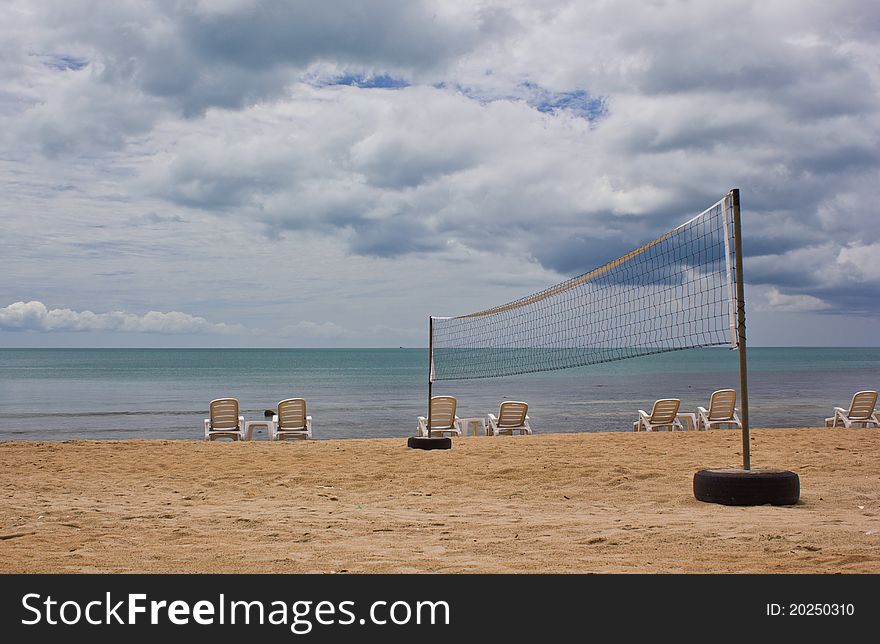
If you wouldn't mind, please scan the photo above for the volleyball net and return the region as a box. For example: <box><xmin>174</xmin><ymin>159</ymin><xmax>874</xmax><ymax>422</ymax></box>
<box><xmin>430</xmin><ymin>192</ymin><xmax>739</xmax><ymax>382</ymax></box>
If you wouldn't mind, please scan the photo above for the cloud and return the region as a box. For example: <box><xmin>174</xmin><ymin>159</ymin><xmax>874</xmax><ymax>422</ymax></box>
<box><xmin>0</xmin><ymin>301</ymin><xmax>241</xmax><ymax>334</ymax></box>
<box><xmin>15</xmin><ymin>69</ymin><xmax>166</xmax><ymax>156</ymax></box>
<box><xmin>750</xmin><ymin>286</ymin><xmax>831</xmax><ymax>313</ymax></box>
<box><xmin>89</xmin><ymin>0</ymin><xmax>876</xmax><ymax>319</ymax></box>
<box><xmin>837</xmin><ymin>243</ymin><xmax>880</xmax><ymax>283</ymax></box>
<box><xmin>1</xmin><ymin>0</ymin><xmax>880</xmax><ymax>348</ymax></box>
<box><xmin>13</xmin><ymin>0</ymin><xmax>487</xmax><ymax>118</ymax></box>
<box><xmin>125</xmin><ymin>211</ymin><xmax>186</xmax><ymax>226</ymax></box>
<box><xmin>282</xmin><ymin>320</ymin><xmax>352</xmax><ymax>339</ymax></box>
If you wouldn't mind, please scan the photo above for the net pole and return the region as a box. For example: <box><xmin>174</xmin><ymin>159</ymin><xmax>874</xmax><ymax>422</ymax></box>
<box><xmin>730</xmin><ymin>188</ymin><xmax>751</xmax><ymax>470</ymax></box>
<box><xmin>427</xmin><ymin>316</ymin><xmax>433</xmax><ymax>436</ymax></box>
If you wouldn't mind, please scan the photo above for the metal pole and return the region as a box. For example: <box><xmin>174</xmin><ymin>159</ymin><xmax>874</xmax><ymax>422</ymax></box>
<box><xmin>427</xmin><ymin>316</ymin><xmax>433</xmax><ymax>437</ymax></box>
<box><xmin>730</xmin><ymin>188</ymin><xmax>750</xmax><ymax>470</ymax></box>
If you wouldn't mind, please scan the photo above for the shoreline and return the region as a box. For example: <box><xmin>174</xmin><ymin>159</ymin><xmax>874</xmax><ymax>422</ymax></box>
<box><xmin>0</xmin><ymin>423</ymin><xmax>842</xmax><ymax>443</ymax></box>
<box><xmin>2</xmin><ymin>427</ymin><xmax>879</xmax><ymax>573</ymax></box>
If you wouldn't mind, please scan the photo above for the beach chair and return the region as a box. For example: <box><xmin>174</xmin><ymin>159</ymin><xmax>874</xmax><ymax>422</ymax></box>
<box><xmin>204</xmin><ymin>398</ymin><xmax>245</xmax><ymax>441</ymax></box>
<box><xmin>487</xmin><ymin>401</ymin><xmax>532</xmax><ymax>435</ymax></box>
<box><xmin>271</xmin><ymin>398</ymin><xmax>312</xmax><ymax>440</ymax></box>
<box><xmin>417</xmin><ymin>396</ymin><xmax>462</xmax><ymax>437</ymax></box>
<box><xmin>696</xmin><ymin>389</ymin><xmax>742</xmax><ymax>431</ymax></box>
<box><xmin>825</xmin><ymin>391</ymin><xmax>879</xmax><ymax>428</ymax></box>
<box><xmin>633</xmin><ymin>399</ymin><xmax>683</xmax><ymax>432</ymax></box>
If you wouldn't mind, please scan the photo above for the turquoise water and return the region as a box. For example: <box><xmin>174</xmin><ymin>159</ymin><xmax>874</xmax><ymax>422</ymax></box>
<box><xmin>0</xmin><ymin>347</ymin><xmax>877</xmax><ymax>439</ymax></box>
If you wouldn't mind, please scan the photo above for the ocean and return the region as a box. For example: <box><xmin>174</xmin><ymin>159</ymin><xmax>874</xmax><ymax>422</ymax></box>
<box><xmin>0</xmin><ymin>347</ymin><xmax>877</xmax><ymax>440</ymax></box>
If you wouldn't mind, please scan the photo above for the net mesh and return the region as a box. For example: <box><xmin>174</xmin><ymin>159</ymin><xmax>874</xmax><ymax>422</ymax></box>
<box><xmin>431</xmin><ymin>195</ymin><xmax>737</xmax><ymax>381</ymax></box>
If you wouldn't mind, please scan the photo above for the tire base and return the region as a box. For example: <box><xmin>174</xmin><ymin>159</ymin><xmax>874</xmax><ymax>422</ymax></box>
<box><xmin>407</xmin><ymin>436</ymin><xmax>452</xmax><ymax>450</ymax></box>
<box><xmin>694</xmin><ymin>468</ymin><xmax>799</xmax><ymax>506</ymax></box>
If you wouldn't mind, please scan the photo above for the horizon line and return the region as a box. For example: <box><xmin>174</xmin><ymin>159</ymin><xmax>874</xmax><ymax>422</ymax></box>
<box><xmin>1</xmin><ymin>345</ymin><xmax>878</xmax><ymax>350</ymax></box>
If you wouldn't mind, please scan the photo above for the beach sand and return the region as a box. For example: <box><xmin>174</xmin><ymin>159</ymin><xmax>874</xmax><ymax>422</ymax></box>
<box><xmin>1</xmin><ymin>427</ymin><xmax>878</xmax><ymax>573</ymax></box>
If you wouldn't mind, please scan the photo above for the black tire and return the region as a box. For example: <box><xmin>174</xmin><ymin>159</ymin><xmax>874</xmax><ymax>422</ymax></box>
<box><xmin>407</xmin><ymin>436</ymin><xmax>452</xmax><ymax>450</ymax></box>
<box><xmin>693</xmin><ymin>468</ymin><xmax>799</xmax><ymax>506</ymax></box>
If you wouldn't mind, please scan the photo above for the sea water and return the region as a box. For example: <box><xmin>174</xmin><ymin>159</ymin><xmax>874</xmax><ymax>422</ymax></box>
<box><xmin>0</xmin><ymin>347</ymin><xmax>877</xmax><ymax>440</ymax></box>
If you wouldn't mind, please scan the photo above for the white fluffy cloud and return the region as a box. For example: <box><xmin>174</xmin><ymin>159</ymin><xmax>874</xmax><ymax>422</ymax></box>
<box><xmin>750</xmin><ymin>286</ymin><xmax>831</xmax><ymax>313</ymax></box>
<box><xmin>0</xmin><ymin>301</ymin><xmax>240</xmax><ymax>334</ymax></box>
<box><xmin>837</xmin><ymin>243</ymin><xmax>880</xmax><ymax>283</ymax></box>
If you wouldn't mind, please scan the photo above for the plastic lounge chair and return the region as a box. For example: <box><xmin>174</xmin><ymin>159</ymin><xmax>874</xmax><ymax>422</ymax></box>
<box><xmin>825</xmin><ymin>391</ymin><xmax>879</xmax><ymax>428</ymax></box>
<box><xmin>633</xmin><ymin>399</ymin><xmax>683</xmax><ymax>432</ymax></box>
<box><xmin>204</xmin><ymin>398</ymin><xmax>245</xmax><ymax>441</ymax></box>
<box><xmin>271</xmin><ymin>398</ymin><xmax>312</xmax><ymax>440</ymax></box>
<box><xmin>487</xmin><ymin>401</ymin><xmax>532</xmax><ymax>435</ymax></box>
<box><xmin>696</xmin><ymin>389</ymin><xmax>742</xmax><ymax>431</ymax></box>
<box><xmin>417</xmin><ymin>396</ymin><xmax>462</xmax><ymax>437</ymax></box>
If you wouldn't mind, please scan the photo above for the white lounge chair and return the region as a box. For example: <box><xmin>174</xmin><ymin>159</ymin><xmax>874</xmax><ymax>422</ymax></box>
<box><xmin>825</xmin><ymin>391</ymin><xmax>879</xmax><ymax>428</ymax></box>
<box><xmin>418</xmin><ymin>395</ymin><xmax>462</xmax><ymax>437</ymax></box>
<box><xmin>204</xmin><ymin>398</ymin><xmax>245</xmax><ymax>441</ymax></box>
<box><xmin>633</xmin><ymin>399</ymin><xmax>683</xmax><ymax>432</ymax></box>
<box><xmin>697</xmin><ymin>389</ymin><xmax>742</xmax><ymax>431</ymax></box>
<box><xmin>488</xmin><ymin>401</ymin><xmax>532</xmax><ymax>435</ymax></box>
<box><xmin>271</xmin><ymin>398</ymin><xmax>312</xmax><ymax>440</ymax></box>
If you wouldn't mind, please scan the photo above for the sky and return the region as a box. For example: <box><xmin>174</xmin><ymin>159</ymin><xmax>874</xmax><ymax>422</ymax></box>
<box><xmin>1</xmin><ymin>0</ymin><xmax>878</xmax><ymax>348</ymax></box>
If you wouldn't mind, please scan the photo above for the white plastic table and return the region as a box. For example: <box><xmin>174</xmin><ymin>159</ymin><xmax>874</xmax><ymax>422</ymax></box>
<box><xmin>459</xmin><ymin>417</ymin><xmax>489</xmax><ymax>436</ymax></box>
<box><xmin>244</xmin><ymin>420</ymin><xmax>275</xmax><ymax>440</ymax></box>
<box><xmin>677</xmin><ymin>413</ymin><xmax>698</xmax><ymax>431</ymax></box>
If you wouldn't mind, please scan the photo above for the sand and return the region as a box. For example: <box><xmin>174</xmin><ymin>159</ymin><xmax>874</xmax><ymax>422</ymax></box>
<box><xmin>1</xmin><ymin>428</ymin><xmax>878</xmax><ymax>573</ymax></box>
